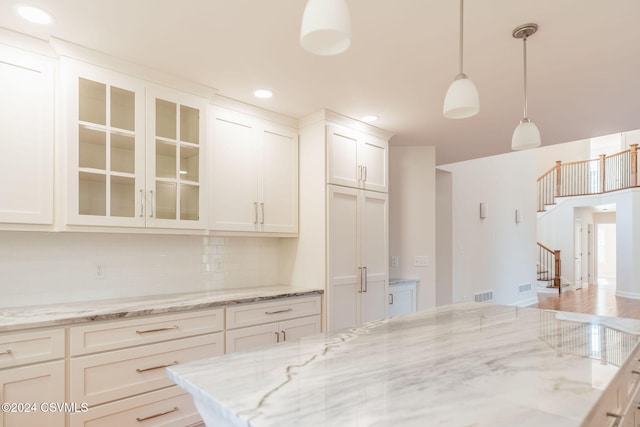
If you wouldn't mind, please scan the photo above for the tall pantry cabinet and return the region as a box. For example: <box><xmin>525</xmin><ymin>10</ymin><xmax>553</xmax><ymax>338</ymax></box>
<box><xmin>296</xmin><ymin>110</ymin><xmax>391</xmax><ymax>332</ymax></box>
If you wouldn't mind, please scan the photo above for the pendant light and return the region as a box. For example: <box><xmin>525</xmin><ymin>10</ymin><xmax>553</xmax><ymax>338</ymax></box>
<box><xmin>443</xmin><ymin>0</ymin><xmax>479</xmax><ymax>119</ymax></box>
<box><xmin>300</xmin><ymin>0</ymin><xmax>351</xmax><ymax>56</ymax></box>
<box><xmin>511</xmin><ymin>23</ymin><xmax>541</xmax><ymax>150</ymax></box>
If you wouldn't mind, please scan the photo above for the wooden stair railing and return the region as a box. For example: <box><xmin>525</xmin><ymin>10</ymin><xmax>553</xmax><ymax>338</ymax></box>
<box><xmin>537</xmin><ymin>144</ymin><xmax>639</xmax><ymax>212</ymax></box>
<box><xmin>537</xmin><ymin>242</ymin><xmax>561</xmax><ymax>294</ymax></box>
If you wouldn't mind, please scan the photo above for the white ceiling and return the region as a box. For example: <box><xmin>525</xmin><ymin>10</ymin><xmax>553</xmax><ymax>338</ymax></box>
<box><xmin>1</xmin><ymin>0</ymin><xmax>639</xmax><ymax>165</ymax></box>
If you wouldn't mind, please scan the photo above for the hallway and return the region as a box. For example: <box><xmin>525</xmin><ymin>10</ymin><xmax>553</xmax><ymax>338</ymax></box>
<box><xmin>536</xmin><ymin>282</ymin><xmax>640</xmax><ymax>319</ymax></box>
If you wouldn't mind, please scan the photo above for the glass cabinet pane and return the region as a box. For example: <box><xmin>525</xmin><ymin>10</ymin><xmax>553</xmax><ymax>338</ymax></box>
<box><xmin>111</xmin><ymin>133</ymin><xmax>135</xmax><ymax>173</ymax></box>
<box><xmin>156</xmin><ymin>141</ymin><xmax>176</xmax><ymax>178</ymax></box>
<box><xmin>180</xmin><ymin>184</ymin><xmax>199</xmax><ymax>221</ymax></box>
<box><xmin>79</xmin><ymin>126</ymin><xmax>106</xmax><ymax>170</ymax></box>
<box><xmin>110</xmin><ymin>86</ymin><xmax>135</xmax><ymax>131</ymax></box>
<box><xmin>156</xmin><ymin>99</ymin><xmax>176</xmax><ymax>139</ymax></box>
<box><xmin>79</xmin><ymin>172</ymin><xmax>106</xmax><ymax>216</ymax></box>
<box><xmin>180</xmin><ymin>145</ymin><xmax>199</xmax><ymax>182</ymax></box>
<box><xmin>156</xmin><ymin>182</ymin><xmax>176</xmax><ymax>219</ymax></box>
<box><xmin>111</xmin><ymin>176</ymin><xmax>135</xmax><ymax>217</ymax></box>
<box><xmin>79</xmin><ymin>78</ymin><xmax>106</xmax><ymax>125</ymax></box>
<box><xmin>180</xmin><ymin>105</ymin><xmax>199</xmax><ymax>144</ymax></box>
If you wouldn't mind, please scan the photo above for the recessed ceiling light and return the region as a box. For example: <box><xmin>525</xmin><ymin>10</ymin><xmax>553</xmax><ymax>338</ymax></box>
<box><xmin>361</xmin><ymin>115</ymin><xmax>378</xmax><ymax>123</ymax></box>
<box><xmin>16</xmin><ymin>5</ymin><xmax>54</xmax><ymax>25</ymax></box>
<box><xmin>253</xmin><ymin>89</ymin><xmax>273</xmax><ymax>99</ymax></box>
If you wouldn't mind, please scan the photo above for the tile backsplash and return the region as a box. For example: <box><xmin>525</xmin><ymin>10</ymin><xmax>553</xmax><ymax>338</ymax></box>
<box><xmin>0</xmin><ymin>231</ymin><xmax>292</xmax><ymax>308</ymax></box>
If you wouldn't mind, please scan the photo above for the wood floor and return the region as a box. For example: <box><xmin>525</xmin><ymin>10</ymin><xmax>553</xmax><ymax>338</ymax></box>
<box><xmin>536</xmin><ymin>281</ymin><xmax>640</xmax><ymax>319</ymax></box>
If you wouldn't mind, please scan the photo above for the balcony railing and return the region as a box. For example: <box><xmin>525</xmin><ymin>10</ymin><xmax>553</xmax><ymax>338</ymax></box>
<box><xmin>537</xmin><ymin>144</ymin><xmax>638</xmax><ymax>212</ymax></box>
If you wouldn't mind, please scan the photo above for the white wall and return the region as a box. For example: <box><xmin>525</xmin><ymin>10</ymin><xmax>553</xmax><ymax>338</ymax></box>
<box><xmin>0</xmin><ymin>231</ymin><xmax>289</xmax><ymax>307</ymax></box>
<box><xmin>435</xmin><ymin>169</ymin><xmax>453</xmax><ymax>305</ymax></box>
<box><xmin>388</xmin><ymin>146</ymin><xmax>436</xmax><ymax>310</ymax></box>
<box><xmin>536</xmin><ymin>139</ymin><xmax>590</xmax><ymax>176</ymax></box>
<box><xmin>438</xmin><ymin>150</ymin><xmax>538</xmax><ymax>306</ymax></box>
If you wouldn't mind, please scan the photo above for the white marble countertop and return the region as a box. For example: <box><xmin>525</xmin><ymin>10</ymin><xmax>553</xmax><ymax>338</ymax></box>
<box><xmin>388</xmin><ymin>278</ymin><xmax>419</xmax><ymax>286</ymax></box>
<box><xmin>0</xmin><ymin>286</ymin><xmax>323</xmax><ymax>332</ymax></box>
<box><xmin>167</xmin><ymin>303</ymin><xmax>640</xmax><ymax>427</ymax></box>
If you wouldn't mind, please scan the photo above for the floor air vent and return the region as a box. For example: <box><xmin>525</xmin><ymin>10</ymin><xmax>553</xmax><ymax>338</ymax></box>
<box><xmin>518</xmin><ymin>283</ymin><xmax>532</xmax><ymax>293</ymax></box>
<box><xmin>474</xmin><ymin>290</ymin><xmax>494</xmax><ymax>303</ymax></box>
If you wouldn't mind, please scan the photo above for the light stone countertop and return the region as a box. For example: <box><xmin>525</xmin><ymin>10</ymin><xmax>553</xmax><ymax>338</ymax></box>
<box><xmin>0</xmin><ymin>286</ymin><xmax>323</xmax><ymax>332</ymax></box>
<box><xmin>388</xmin><ymin>278</ymin><xmax>419</xmax><ymax>286</ymax></box>
<box><xmin>167</xmin><ymin>302</ymin><xmax>640</xmax><ymax>427</ymax></box>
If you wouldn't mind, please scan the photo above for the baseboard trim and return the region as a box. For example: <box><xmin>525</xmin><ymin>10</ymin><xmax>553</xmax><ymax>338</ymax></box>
<box><xmin>512</xmin><ymin>297</ymin><xmax>538</xmax><ymax>307</ymax></box>
<box><xmin>615</xmin><ymin>289</ymin><xmax>640</xmax><ymax>300</ymax></box>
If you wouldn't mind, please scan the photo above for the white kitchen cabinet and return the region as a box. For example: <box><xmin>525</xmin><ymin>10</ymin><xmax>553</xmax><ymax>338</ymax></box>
<box><xmin>0</xmin><ymin>328</ymin><xmax>65</xmax><ymax>427</ymax></box>
<box><xmin>210</xmin><ymin>106</ymin><xmax>298</xmax><ymax>234</ymax></box>
<box><xmin>327</xmin><ymin>123</ymin><xmax>388</xmax><ymax>192</ymax></box>
<box><xmin>328</xmin><ymin>185</ymin><xmax>388</xmax><ymax>331</ymax></box>
<box><xmin>225</xmin><ymin>296</ymin><xmax>321</xmax><ymax>353</ymax></box>
<box><xmin>0</xmin><ymin>44</ymin><xmax>54</xmax><ymax>225</ymax></box>
<box><xmin>63</xmin><ymin>59</ymin><xmax>207</xmax><ymax>229</ymax></box>
<box><xmin>388</xmin><ymin>281</ymin><xmax>417</xmax><ymax>317</ymax></box>
<box><xmin>68</xmin><ymin>308</ymin><xmax>223</xmax><ymax>425</ymax></box>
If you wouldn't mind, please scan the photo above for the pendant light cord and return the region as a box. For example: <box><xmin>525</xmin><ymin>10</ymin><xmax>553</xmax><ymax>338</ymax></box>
<box><xmin>523</xmin><ymin>36</ymin><xmax>528</xmax><ymax>119</ymax></box>
<box><xmin>458</xmin><ymin>0</ymin><xmax>464</xmax><ymax>76</ymax></box>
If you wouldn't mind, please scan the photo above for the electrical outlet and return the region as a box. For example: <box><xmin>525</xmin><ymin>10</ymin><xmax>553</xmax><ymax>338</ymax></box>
<box><xmin>391</xmin><ymin>256</ymin><xmax>399</xmax><ymax>267</ymax></box>
<box><xmin>96</xmin><ymin>264</ymin><xmax>106</xmax><ymax>280</ymax></box>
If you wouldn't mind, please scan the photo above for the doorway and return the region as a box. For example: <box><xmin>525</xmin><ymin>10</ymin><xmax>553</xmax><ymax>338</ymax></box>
<box><xmin>596</xmin><ymin>222</ymin><xmax>617</xmax><ymax>288</ymax></box>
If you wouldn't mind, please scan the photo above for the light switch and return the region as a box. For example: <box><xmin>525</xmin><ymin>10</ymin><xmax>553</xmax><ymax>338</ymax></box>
<box><xmin>391</xmin><ymin>256</ymin><xmax>399</xmax><ymax>267</ymax></box>
<box><xmin>414</xmin><ymin>256</ymin><xmax>428</xmax><ymax>267</ymax></box>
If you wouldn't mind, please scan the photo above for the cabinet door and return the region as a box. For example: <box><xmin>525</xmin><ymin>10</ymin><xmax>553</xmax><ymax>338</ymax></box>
<box><xmin>0</xmin><ymin>45</ymin><xmax>54</xmax><ymax>225</ymax></box>
<box><xmin>146</xmin><ymin>85</ymin><xmax>207</xmax><ymax>229</ymax></box>
<box><xmin>280</xmin><ymin>315</ymin><xmax>321</xmax><ymax>342</ymax></box>
<box><xmin>64</xmin><ymin>60</ymin><xmax>146</xmax><ymax>227</ymax></box>
<box><xmin>328</xmin><ymin>185</ymin><xmax>360</xmax><ymax>331</ymax></box>
<box><xmin>258</xmin><ymin>123</ymin><xmax>298</xmax><ymax>233</ymax></box>
<box><xmin>0</xmin><ymin>360</ymin><xmax>65</xmax><ymax>427</ymax></box>
<box><xmin>388</xmin><ymin>283</ymin><xmax>417</xmax><ymax>317</ymax></box>
<box><xmin>225</xmin><ymin>323</ymin><xmax>278</xmax><ymax>354</ymax></box>
<box><xmin>360</xmin><ymin>191</ymin><xmax>388</xmax><ymax>323</ymax></box>
<box><xmin>359</xmin><ymin>135</ymin><xmax>388</xmax><ymax>192</ymax></box>
<box><xmin>327</xmin><ymin>125</ymin><xmax>360</xmax><ymax>189</ymax></box>
<box><xmin>209</xmin><ymin>108</ymin><xmax>259</xmax><ymax>231</ymax></box>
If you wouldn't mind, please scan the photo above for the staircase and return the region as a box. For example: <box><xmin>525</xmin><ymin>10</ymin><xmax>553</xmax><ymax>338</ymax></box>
<box><xmin>536</xmin><ymin>144</ymin><xmax>639</xmax><ymax>294</ymax></box>
<box><xmin>537</xmin><ymin>242</ymin><xmax>561</xmax><ymax>294</ymax></box>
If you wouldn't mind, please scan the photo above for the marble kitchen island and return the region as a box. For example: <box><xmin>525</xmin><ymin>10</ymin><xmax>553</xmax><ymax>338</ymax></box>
<box><xmin>168</xmin><ymin>302</ymin><xmax>640</xmax><ymax>427</ymax></box>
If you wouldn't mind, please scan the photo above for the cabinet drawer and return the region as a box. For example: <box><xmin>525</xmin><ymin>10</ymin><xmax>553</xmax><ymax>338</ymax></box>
<box><xmin>0</xmin><ymin>328</ymin><xmax>64</xmax><ymax>369</ymax></box>
<box><xmin>69</xmin><ymin>385</ymin><xmax>200</xmax><ymax>427</ymax></box>
<box><xmin>70</xmin><ymin>333</ymin><xmax>223</xmax><ymax>406</ymax></box>
<box><xmin>226</xmin><ymin>296</ymin><xmax>321</xmax><ymax>329</ymax></box>
<box><xmin>70</xmin><ymin>309</ymin><xmax>224</xmax><ymax>355</ymax></box>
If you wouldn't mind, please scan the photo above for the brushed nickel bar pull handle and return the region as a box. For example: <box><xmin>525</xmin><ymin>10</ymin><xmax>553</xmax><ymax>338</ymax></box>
<box><xmin>136</xmin><ymin>325</ymin><xmax>179</xmax><ymax>334</ymax></box>
<box><xmin>281</xmin><ymin>330</ymin><xmax>286</xmax><ymax>341</ymax></box>
<box><xmin>363</xmin><ymin>266</ymin><xmax>368</xmax><ymax>292</ymax></box>
<box><xmin>136</xmin><ymin>407</ymin><xmax>179</xmax><ymax>422</ymax></box>
<box><xmin>389</xmin><ymin>293</ymin><xmax>394</xmax><ymax>304</ymax></box>
<box><xmin>632</xmin><ymin>370</ymin><xmax>640</xmax><ymax>375</ymax></box>
<box><xmin>275</xmin><ymin>331</ymin><xmax>280</xmax><ymax>343</ymax></box>
<box><xmin>358</xmin><ymin>266</ymin><xmax>363</xmax><ymax>293</ymax></box>
<box><xmin>139</xmin><ymin>189</ymin><xmax>144</xmax><ymax>217</ymax></box>
<box><xmin>0</xmin><ymin>349</ymin><xmax>12</xmax><ymax>356</ymax></box>
<box><xmin>364</xmin><ymin>166</ymin><xmax>367</xmax><ymax>182</ymax></box>
<box><xmin>136</xmin><ymin>361</ymin><xmax>179</xmax><ymax>373</ymax></box>
<box><xmin>357</xmin><ymin>165</ymin><xmax>362</xmax><ymax>181</ymax></box>
<box><xmin>260</xmin><ymin>202</ymin><xmax>265</xmax><ymax>225</ymax></box>
<box><xmin>149</xmin><ymin>190</ymin><xmax>155</xmax><ymax>218</ymax></box>
<box><xmin>254</xmin><ymin>202</ymin><xmax>258</xmax><ymax>224</ymax></box>
<box><xmin>265</xmin><ymin>308</ymin><xmax>293</xmax><ymax>315</ymax></box>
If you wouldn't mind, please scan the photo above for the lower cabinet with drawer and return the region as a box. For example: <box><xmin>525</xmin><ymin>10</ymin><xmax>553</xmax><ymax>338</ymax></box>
<box><xmin>68</xmin><ymin>309</ymin><xmax>224</xmax><ymax>427</ymax></box>
<box><xmin>0</xmin><ymin>328</ymin><xmax>66</xmax><ymax>427</ymax></box>
<box><xmin>225</xmin><ymin>296</ymin><xmax>321</xmax><ymax>354</ymax></box>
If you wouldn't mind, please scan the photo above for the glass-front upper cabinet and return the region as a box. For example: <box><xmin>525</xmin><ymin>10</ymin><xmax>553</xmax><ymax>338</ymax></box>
<box><xmin>146</xmin><ymin>85</ymin><xmax>206</xmax><ymax>229</ymax></box>
<box><xmin>64</xmin><ymin>59</ymin><xmax>206</xmax><ymax>229</ymax></box>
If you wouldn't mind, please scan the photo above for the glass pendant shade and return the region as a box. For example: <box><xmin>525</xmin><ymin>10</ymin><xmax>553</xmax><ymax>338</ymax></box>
<box><xmin>511</xmin><ymin>119</ymin><xmax>541</xmax><ymax>150</ymax></box>
<box><xmin>443</xmin><ymin>76</ymin><xmax>480</xmax><ymax>119</ymax></box>
<box><xmin>300</xmin><ymin>0</ymin><xmax>351</xmax><ymax>56</ymax></box>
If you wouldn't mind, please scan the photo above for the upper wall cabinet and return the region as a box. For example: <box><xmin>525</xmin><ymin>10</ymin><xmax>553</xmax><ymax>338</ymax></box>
<box><xmin>209</xmin><ymin>106</ymin><xmax>298</xmax><ymax>234</ymax></box>
<box><xmin>0</xmin><ymin>45</ymin><xmax>54</xmax><ymax>225</ymax></box>
<box><xmin>62</xmin><ymin>60</ymin><xmax>207</xmax><ymax>229</ymax></box>
<box><xmin>327</xmin><ymin>124</ymin><xmax>388</xmax><ymax>193</ymax></box>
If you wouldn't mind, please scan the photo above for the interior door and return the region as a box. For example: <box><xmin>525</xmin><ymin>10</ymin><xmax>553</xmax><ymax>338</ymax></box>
<box><xmin>574</xmin><ymin>220</ymin><xmax>583</xmax><ymax>289</ymax></box>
